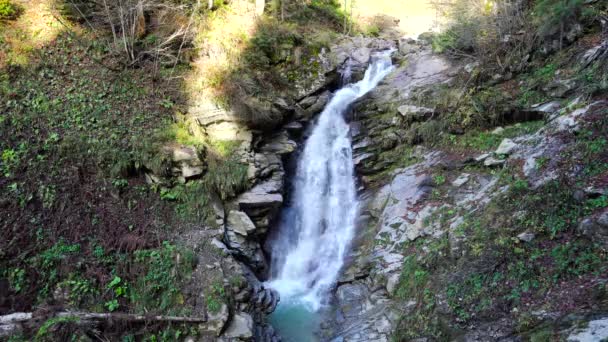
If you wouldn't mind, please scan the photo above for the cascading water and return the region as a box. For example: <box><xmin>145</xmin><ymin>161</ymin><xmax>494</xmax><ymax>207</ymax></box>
<box><xmin>267</xmin><ymin>50</ymin><xmax>395</xmax><ymax>341</ymax></box>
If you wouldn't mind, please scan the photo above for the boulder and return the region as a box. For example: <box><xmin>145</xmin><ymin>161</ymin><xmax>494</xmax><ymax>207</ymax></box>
<box><xmin>385</xmin><ymin>273</ymin><xmax>401</xmax><ymax>296</ymax></box>
<box><xmin>492</xmin><ymin>127</ymin><xmax>505</xmax><ymax>135</ymax></box>
<box><xmin>235</xmin><ymin>172</ymin><xmax>284</xmax><ymax>234</ymax></box>
<box><xmin>484</xmin><ymin>156</ymin><xmax>506</xmax><ymax>167</ymax></box>
<box><xmin>146</xmin><ymin>144</ymin><xmax>205</xmax><ymax>183</ymax></box>
<box><xmin>205</xmin><ymin>303</ymin><xmax>229</xmax><ymax>336</ymax></box>
<box><xmin>517</xmin><ymin>232</ymin><xmax>535</xmax><ymax>242</ymax></box>
<box><xmin>397</xmin><ymin>105</ymin><xmax>434</xmax><ymax>123</ymax></box>
<box><xmin>577</xmin><ymin>210</ymin><xmax>608</xmax><ymax>248</ymax></box>
<box><xmin>452</xmin><ymin>173</ymin><xmax>470</xmax><ymax>187</ymax></box>
<box><xmin>567</xmin><ymin>317</ymin><xmax>608</xmax><ymax>342</ymax></box>
<box><xmin>260</xmin><ymin>132</ymin><xmax>297</xmax><ymax>155</ymax></box>
<box><xmin>336</xmin><ymin>283</ymin><xmax>368</xmax><ymax>318</ymax></box>
<box><xmin>227</xmin><ymin>210</ymin><xmax>257</xmax><ymax>237</ymax></box>
<box><xmin>529</xmin><ymin>101</ymin><xmax>561</xmax><ymax>115</ymax></box>
<box><xmin>223</xmin><ymin>313</ymin><xmax>254</xmax><ymax>340</ymax></box>
<box><xmin>398</xmin><ymin>38</ymin><xmax>418</xmax><ymax>55</ymax></box>
<box><xmin>236</xmin><ymin>178</ymin><xmax>283</xmax><ymax>209</ymax></box>
<box><xmin>475</xmin><ymin>153</ymin><xmax>491</xmax><ymax>162</ymax></box>
<box><xmin>352</xmin><ymin>47</ymin><xmax>372</xmax><ymax>65</ymax></box>
<box><xmin>543</xmin><ymin>78</ymin><xmax>577</xmax><ymax>98</ymax></box>
<box><xmin>495</xmin><ymin>139</ymin><xmax>517</xmax><ymax>155</ymax></box>
<box><xmin>298</xmin><ymin>95</ymin><xmax>319</xmax><ymax>109</ymax></box>
<box><xmin>252</xmin><ymin>153</ymin><xmax>282</xmax><ymax>180</ymax></box>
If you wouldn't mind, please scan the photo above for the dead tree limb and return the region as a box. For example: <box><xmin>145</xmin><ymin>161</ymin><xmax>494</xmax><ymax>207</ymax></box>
<box><xmin>0</xmin><ymin>311</ymin><xmax>207</xmax><ymax>338</ymax></box>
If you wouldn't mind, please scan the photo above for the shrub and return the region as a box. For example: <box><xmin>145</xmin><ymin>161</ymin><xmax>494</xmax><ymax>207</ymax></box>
<box><xmin>245</xmin><ymin>19</ymin><xmax>302</xmax><ymax>68</ymax></box>
<box><xmin>533</xmin><ymin>0</ymin><xmax>584</xmax><ymax>41</ymax></box>
<box><xmin>0</xmin><ymin>0</ymin><xmax>22</xmax><ymax>20</ymax></box>
<box><xmin>432</xmin><ymin>0</ymin><xmax>535</xmax><ymax>73</ymax></box>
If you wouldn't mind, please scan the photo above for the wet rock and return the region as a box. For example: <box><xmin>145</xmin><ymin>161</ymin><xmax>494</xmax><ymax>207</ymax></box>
<box><xmin>353</xmin><ymin>137</ymin><xmax>373</xmax><ymax>151</ymax></box>
<box><xmin>375</xmin><ymin>315</ymin><xmax>392</xmax><ymax>334</ymax></box>
<box><xmin>254</xmin><ymin>323</ymin><xmax>281</xmax><ymax>342</ymax></box>
<box><xmin>253</xmin><ymin>286</ymin><xmax>280</xmax><ymax>314</ymax></box>
<box><xmin>305</xmin><ymin>91</ymin><xmax>332</xmax><ymax>117</ymax></box>
<box><xmin>284</xmin><ymin>121</ymin><xmax>303</xmax><ymax>134</ymax></box>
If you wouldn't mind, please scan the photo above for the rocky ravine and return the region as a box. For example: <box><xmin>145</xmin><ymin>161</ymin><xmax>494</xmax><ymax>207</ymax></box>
<box><xmin>322</xmin><ymin>38</ymin><xmax>608</xmax><ymax>341</ymax></box>
<box><xmin>140</xmin><ymin>36</ymin><xmax>399</xmax><ymax>341</ymax></box>
<box><xmin>146</xmin><ymin>34</ymin><xmax>608</xmax><ymax>341</ymax></box>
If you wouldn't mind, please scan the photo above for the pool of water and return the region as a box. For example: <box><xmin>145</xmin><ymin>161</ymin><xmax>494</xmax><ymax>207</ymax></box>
<box><xmin>269</xmin><ymin>301</ymin><xmax>320</xmax><ymax>342</ymax></box>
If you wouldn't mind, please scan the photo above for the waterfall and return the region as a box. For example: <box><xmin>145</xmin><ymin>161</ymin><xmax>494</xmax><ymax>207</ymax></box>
<box><xmin>268</xmin><ymin>50</ymin><xmax>395</xmax><ymax>315</ymax></box>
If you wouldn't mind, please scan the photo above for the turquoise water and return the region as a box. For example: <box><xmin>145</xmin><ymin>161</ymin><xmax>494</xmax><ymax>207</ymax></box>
<box><xmin>269</xmin><ymin>301</ymin><xmax>320</xmax><ymax>342</ymax></box>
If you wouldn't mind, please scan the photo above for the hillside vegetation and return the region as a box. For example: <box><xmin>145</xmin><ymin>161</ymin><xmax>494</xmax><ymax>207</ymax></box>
<box><xmin>0</xmin><ymin>0</ymin><xmax>347</xmax><ymax>340</ymax></box>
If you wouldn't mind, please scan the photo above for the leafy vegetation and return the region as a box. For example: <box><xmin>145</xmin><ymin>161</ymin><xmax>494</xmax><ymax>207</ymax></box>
<box><xmin>0</xmin><ymin>0</ymin><xmax>22</xmax><ymax>20</ymax></box>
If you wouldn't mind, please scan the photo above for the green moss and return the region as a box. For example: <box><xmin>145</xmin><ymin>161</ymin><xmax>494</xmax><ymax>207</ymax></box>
<box><xmin>439</xmin><ymin>120</ymin><xmax>544</xmax><ymax>152</ymax></box>
<box><xmin>209</xmin><ymin>140</ymin><xmax>242</xmax><ymax>158</ymax></box>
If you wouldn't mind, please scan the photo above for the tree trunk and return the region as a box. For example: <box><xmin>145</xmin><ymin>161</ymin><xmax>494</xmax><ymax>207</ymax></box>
<box><xmin>255</xmin><ymin>0</ymin><xmax>265</xmax><ymax>16</ymax></box>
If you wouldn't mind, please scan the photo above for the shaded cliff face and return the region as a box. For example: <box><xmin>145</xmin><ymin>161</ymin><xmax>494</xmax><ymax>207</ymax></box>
<box><xmin>319</xmin><ymin>34</ymin><xmax>608</xmax><ymax>341</ymax></box>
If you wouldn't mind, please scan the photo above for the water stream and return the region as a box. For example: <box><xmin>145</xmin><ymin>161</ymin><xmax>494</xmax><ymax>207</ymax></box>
<box><xmin>266</xmin><ymin>50</ymin><xmax>395</xmax><ymax>341</ymax></box>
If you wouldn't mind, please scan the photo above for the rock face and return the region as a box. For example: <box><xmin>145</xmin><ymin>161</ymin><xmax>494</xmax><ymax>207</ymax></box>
<box><xmin>495</xmin><ymin>138</ymin><xmax>518</xmax><ymax>155</ymax></box>
<box><xmin>322</xmin><ymin>40</ymin><xmax>458</xmax><ymax>340</ymax></box>
<box><xmin>145</xmin><ymin>144</ymin><xmax>206</xmax><ymax>184</ymax></box>
<box><xmin>567</xmin><ymin>317</ymin><xmax>608</xmax><ymax>341</ymax></box>
<box><xmin>326</xmin><ymin>55</ymin><xmax>608</xmax><ymax>341</ymax></box>
<box><xmin>577</xmin><ymin>209</ymin><xmax>608</xmax><ymax>248</ymax></box>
